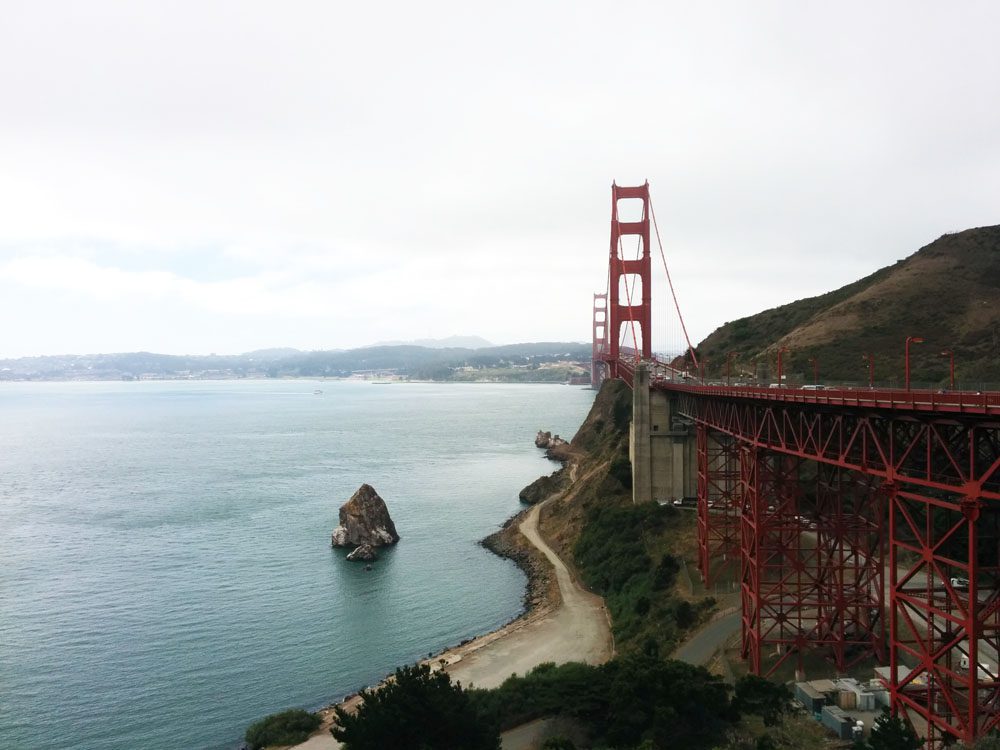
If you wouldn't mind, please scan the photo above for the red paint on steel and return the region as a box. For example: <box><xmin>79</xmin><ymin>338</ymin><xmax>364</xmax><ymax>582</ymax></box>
<box><xmin>591</xmin><ymin>293</ymin><xmax>608</xmax><ymax>387</ymax></box>
<box><xmin>607</xmin><ymin>182</ymin><xmax>652</xmax><ymax>379</ymax></box>
<box><xmin>671</xmin><ymin>385</ymin><xmax>1000</xmax><ymax>745</ymax></box>
<box><xmin>596</xmin><ymin>187</ymin><xmax>1000</xmax><ymax>746</ymax></box>
<box><xmin>697</xmin><ymin>425</ymin><xmax>740</xmax><ymax>588</ymax></box>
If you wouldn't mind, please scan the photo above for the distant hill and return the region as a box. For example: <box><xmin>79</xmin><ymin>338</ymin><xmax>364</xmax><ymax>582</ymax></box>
<box><xmin>0</xmin><ymin>342</ymin><xmax>591</xmax><ymax>382</ymax></box>
<box><xmin>695</xmin><ymin>225</ymin><xmax>1000</xmax><ymax>387</ymax></box>
<box><xmin>371</xmin><ymin>335</ymin><xmax>494</xmax><ymax>349</ymax></box>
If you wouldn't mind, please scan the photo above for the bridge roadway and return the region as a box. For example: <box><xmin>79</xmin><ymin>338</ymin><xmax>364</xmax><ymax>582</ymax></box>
<box><xmin>610</xmin><ymin>358</ymin><xmax>1000</xmax><ymax>749</ymax></box>
<box><xmin>660</xmin><ymin>381</ymin><xmax>1000</xmax><ymax>417</ymax></box>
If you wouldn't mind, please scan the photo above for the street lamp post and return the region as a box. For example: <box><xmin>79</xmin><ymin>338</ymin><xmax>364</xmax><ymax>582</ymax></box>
<box><xmin>905</xmin><ymin>336</ymin><xmax>924</xmax><ymax>390</ymax></box>
<box><xmin>726</xmin><ymin>351</ymin><xmax>737</xmax><ymax>386</ymax></box>
<box><xmin>808</xmin><ymin>357</ymin><xmax>819</xmax><ymax>385</ymax></box>
<box><xmin>777</xmin><ymin>346</ymin><xmax>789</xmax><ymax>387</ymax></box>
<box><xmin>862</xmin><ymin>353</ymin><xmax>874</xmax><ymax>389</ymax></box>
<box><xmin>699</xmin><ymin>359</ymin><xmax>708</xmax><ymax>384</ymax></box>
<box><xmin>940</xmin><ymin>349</ymin><xmax>955</xmax><ymax>389</ymax></box>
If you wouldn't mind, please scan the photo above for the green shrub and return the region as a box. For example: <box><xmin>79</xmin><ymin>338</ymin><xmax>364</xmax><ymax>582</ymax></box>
<box><xmin>470</xmin><ymin>656</ymin><xmax>732</xmax><ymax>750</ymax></box>
<box><xmin>245</xmin><ymin>708</ymin><xmax>321</xmax><ymax>750</ymax></box>
<box><xmin>331</xmin><ymin>663</ymin><xmax>499</xmax><ymax>750</ymax></box>
<box><xmin>609</xmin><ymin>456</ymin><xmax>632</xmax><ymax>489</ymax></box>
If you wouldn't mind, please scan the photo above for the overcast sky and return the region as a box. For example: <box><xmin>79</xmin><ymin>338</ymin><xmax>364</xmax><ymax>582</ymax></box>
<box><xmin>1</xmin><ymin>1</ymin><xmax>997</xmax><ymax>357</ymax></box>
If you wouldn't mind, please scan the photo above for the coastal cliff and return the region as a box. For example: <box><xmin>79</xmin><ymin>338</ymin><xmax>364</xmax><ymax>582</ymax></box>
<box><xmin>498</xmin><ymin>378</ymin><xmax>716</xmax><ymax>661</ymax></box>
<box><xmin>486</xmin><ymin>380</ymin><xmax>635</xmax><ymax>612</ymax></box>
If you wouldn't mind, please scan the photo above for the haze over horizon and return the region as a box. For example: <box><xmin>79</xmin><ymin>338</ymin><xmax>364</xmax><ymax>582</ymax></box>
<box><xmin>2</xmin><ymin>1</ymin><xmax>998</xmax><ymax>358</ymax></box>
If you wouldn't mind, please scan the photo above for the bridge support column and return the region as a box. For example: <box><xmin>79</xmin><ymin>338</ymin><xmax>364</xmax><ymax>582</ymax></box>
<box><xmin>697</xmin><ymin>425</ymin><xmax>739</xmax><ymax>588</ymax></box>
<box><xmin>741</xmin><ymin>448</ymin><xmax>808</xmax><ymax>677</ymax></box>
<box><xmin>887</xmin><ymin>482</ymin><xmax>1000</xmax><ymax>747</ymax></box>
<box><xmin>810</xmin><ymin>465</ymin><xmax>885</xmax><ymax>673</ymax></box>
<box><xmin>631</xmin><ymin>365</ymin><xmax>653</xmax><ymax>504</ymax></box>
<box><xmin>741</xmin><ymin>452</ymin><xmax>886</xmax><ymax>679</ymax></box>
<box><xmin>630</xmin><ymin>364</ymin><xmax>695</xmax><ymax>505</ymax></box>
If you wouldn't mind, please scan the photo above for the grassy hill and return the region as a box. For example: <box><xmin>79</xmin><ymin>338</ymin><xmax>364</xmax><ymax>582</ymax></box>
<box><xmin>695</xmin><ymin>225</ymin><xmax>1000</xmax><ymax>388</ymax></box>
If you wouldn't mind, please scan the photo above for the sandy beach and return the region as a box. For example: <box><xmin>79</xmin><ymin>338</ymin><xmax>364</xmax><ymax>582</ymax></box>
<box><xmin>289</xmin><ymin>494</ymin><xmax>614</xmax><ymax>750</ymax></box>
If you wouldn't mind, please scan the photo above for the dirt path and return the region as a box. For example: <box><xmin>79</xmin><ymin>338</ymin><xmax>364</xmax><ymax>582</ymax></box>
<box><xmin>446</xmin><ymin>499</ymin><xmax>613</xmax><ymax>689</ymax></box>
<box><xmin>289</xmin><ymin>495</ymin><xmax>613</xmax><ymax>750</ymax></box>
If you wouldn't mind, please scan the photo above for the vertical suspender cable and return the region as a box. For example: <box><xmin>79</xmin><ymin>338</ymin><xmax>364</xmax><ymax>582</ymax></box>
<box><xmin>649</xmin><ymin>194</ymin><xmax>699</xmax><ymax>371</ymax></box>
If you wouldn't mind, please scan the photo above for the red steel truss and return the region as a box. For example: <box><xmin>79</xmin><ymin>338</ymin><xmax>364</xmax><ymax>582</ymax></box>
<box><xmin>697</xmin><ymin>424</ymin><xmax>740</xmax><ymax>588</ymax></box>
<box><xmin>606</xmin><ymin>182</ymin><xmax>651</xmax><ymax>379</ymax></box>
<box><xmin>737</xmin><ymin>446</ymin><xmax>886</xmax><ymax>677</ymax></box>
<box><xmin>596</xmin><ymin>182</ymin><xmax>1000</xmax><ymax>746</ymax></box>
<box><xmin>673</xmin><ymin>387</ymin><xmax>1000</xmax><ymax>745</ymax></box>
<box><xmin>739</xmin><ymin>447</ymin><xmax>813</xmax><ymax>677</ymax></box>
<box><xmin>810</xmin><ymin>463</ymin><xmax>886</xmax><ymax>672</ymax></box>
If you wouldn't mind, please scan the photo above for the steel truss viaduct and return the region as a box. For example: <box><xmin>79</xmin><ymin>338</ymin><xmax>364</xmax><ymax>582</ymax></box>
<box><xmin>595</xmin><ymin>182</ymin><xmax>1000</xmax><ymax>748</ymax></box>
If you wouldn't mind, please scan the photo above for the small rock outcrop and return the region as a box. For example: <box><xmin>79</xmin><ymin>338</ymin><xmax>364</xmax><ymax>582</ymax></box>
<box><xmin>535</xmin><ymin>430</ymin><xmax>572</xmax><ymax>462</ymax></box>
<box><xmin>519</xmin><ymin>471</ymin><xmax>566</xmax><ymax>505</ymax></box>
<box><xmin>346</xmin><ymin>543</ymin><xmax>377</xmax><ymax>561</ymax></box>
<box><xmin>331</xmin><ymin>484</ymin><xmax>400</xmax><ymax>549</ymax></box>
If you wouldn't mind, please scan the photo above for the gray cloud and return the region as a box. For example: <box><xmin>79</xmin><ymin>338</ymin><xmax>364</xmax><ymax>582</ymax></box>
<box><xmin>0</xmin><ymin>0</ymin><xmax>997</xmax><ymax>356</ymax></box>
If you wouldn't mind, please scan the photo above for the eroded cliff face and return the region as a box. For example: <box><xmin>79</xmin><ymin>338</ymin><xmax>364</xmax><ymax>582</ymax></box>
<box><xmin>331</xmin><ymin>484</ymin><xmax>400</xmax><ymax>549</ymax></box>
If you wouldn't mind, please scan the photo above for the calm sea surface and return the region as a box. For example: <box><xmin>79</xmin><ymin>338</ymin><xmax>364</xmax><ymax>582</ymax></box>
<box><xmin>0</xmin><ymin>380</ymin><xmax>593</xmax><ymax>750</ymax></box>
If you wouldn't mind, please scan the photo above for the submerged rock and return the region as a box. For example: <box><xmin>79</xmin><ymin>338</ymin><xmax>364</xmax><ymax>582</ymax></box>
<box><xmin>346</xmin><ymin>543</ymin><xmax>377</xmax><ymax>562</ymax></box>
<box><xmin>331</xmin><ymin>484</ymin><xmax>400</xmax><ymax>549</ymax></box>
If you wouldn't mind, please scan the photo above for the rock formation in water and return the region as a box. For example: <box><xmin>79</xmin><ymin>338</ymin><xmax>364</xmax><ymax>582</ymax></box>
<box><xmin>331</xmin><ymin>484</ymin><xmax>400</xmax><ymax>552</ymax></box>
<box><xmin>346</xmin><ymin>543</ymin><xmax>377</xmax><ymax>561</ymax></box>
<box><xmin>534</xmin><ymin>430</ymin><xmax>572</xmax><ymax>462</ymax></box>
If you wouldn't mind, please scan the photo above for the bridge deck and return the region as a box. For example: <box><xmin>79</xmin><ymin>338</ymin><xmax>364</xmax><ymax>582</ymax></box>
<box><xmin>647</xmin><ymin>381</ymin><xmax>1000</xmax><ymax>417</ymax></box>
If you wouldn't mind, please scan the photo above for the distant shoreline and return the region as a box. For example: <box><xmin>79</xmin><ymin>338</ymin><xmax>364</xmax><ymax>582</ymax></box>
<box><xmin>0</xmin><ymin>376</ymin><xmax>588</xmax><ymax>385</ymax></box>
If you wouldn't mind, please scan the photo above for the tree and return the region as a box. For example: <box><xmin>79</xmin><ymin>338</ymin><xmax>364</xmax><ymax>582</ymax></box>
<box><xmin>541</xmin><ymin>739</ymin><xmax>577</xmax><ymax>750</ymax></box>
<box><xmin>600</xmin><ymin>655</ymin><xmax>732</xmax><ymax>749</ymax></box>
<box><xmin>244</xmin><ymin>708</ymin><xmax>321</xmax><ymax>750</ymax></box>
<box><xmin>859</xmin><ymin>708</ymin><xmax>921</xmax><ymax>750</ymax></box>
<box><xmin>731</xmin><ymin>675</ymin><xmax>792</xmax><ymax>726</ymax></box>
<box><xmin>331</xmin><ymin>663</ymin><xmax>500</xmax><ymax>750</ymax></box>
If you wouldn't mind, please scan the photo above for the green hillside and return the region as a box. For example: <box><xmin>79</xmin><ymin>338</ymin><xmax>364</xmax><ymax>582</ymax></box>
<box><xmin>695</xmin><ymin>225</ymin><xmax>1000</xmax><ymax>388</ymax></box>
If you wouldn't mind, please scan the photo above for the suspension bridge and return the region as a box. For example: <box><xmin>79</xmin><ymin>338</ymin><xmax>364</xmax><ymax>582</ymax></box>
<box><xmin>592</xmin><ymin>182</ymin><xmax>1000</xmax><ymax>748</ymax></box>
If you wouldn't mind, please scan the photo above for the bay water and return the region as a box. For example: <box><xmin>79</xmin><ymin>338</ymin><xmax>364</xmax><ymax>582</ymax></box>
<box><xmin>0</xmin><ymin>380</ymin><xmax>593</xmax><ymax>750</ymax></box>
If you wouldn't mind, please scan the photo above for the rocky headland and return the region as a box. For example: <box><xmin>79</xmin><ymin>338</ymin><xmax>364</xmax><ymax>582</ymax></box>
<box><xmin>331</xmin><ymin>484</ymin><xmax>400</xmax><ymax>561</ymax></box>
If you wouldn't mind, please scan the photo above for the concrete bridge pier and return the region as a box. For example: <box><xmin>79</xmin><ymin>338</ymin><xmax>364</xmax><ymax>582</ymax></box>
<box><xmin>630</xmin><ymin>364</ymin><xmax>696</xmax><ymax>504</ymax></box>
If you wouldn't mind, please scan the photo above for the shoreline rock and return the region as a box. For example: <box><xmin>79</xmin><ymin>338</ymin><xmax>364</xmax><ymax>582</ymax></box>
<box><xmin>534</xmin><ymin>429</ymin><xmax>573</xmax><ymax>462</ymax></box>
<box><xmin>346</xmin><ymin>543</ymin><xmax>377</xmax><ymax>562</ymax></box>
<box><xmin>518</xmin><ymin>467</ymin><xmax>568</xmax><ymax>505</ymax></box>
<box><xmin>332</xmin><ymin>484</ymin><xmax>400</xmax><ymax>549</ymax></box>
<box><xmin>480</xmin><ymin>507</ymin><xmax>559</xmax><ymax>616</ymax></box>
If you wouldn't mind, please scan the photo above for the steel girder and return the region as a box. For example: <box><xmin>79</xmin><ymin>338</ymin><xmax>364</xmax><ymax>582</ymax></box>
<box><xmin>697</xmin><ymin>424</ymin><xmax>740</xmax><ymax>588</ymax></box>
<box><xmin>809</xmin><ymin>463</ymin><xmax>886</xmax><ymax>672</ymax></box>
<box><xmin>679</xmin><ymin>392</ymin><xmax>1000</xmax><ymax>747</ymax></box>
<box><xmin>740</xmin><ymin>446</ymin><xmax>812</xmax><ymax>677</ymax></box>
<box><xmin>732</xmin><ymin>448</ymin><xmax>886</xmax><ymax>678</ymax></box>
